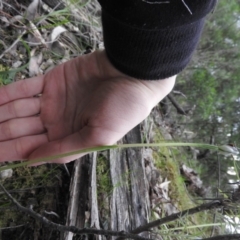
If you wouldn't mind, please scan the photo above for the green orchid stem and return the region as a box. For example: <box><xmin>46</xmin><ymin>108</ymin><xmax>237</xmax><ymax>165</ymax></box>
<box><xmin>118</xmin><ymin>142</ymin><xmax>218</xmax><ymax>150</ymax></box>
<box><xmin>0</xmin><ymin>145</ymin><xmax>117</xmax><ymax>171</ymax></box>
<box><xmin>0</xmin><ymin>142</ymin><xmax>218</xmax><ymax>171</ymax></box>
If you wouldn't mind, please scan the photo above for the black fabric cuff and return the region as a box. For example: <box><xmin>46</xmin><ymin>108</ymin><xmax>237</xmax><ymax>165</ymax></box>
<box><xmin>102</xmin><ymin>9</ymin><xmax>205</xmax><ymax>80</ymax></box>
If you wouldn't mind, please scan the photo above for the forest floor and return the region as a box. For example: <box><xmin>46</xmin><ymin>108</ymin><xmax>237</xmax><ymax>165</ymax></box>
<box><xmin>0</xmin><ymin>1</ymin><xmax>227</xmax><ymax>240</ymax></box>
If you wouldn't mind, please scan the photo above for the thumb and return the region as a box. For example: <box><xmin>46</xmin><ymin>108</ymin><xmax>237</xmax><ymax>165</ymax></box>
<box><xmin>28</xmin><ymin>126</ymin><xmax>115</xmax><ymax>165</ymax></box>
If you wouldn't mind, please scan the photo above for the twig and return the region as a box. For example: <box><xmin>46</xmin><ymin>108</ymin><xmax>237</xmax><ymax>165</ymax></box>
<box><xmin>28</xmin><ymin>20</ymin><xmax>47</xmax><ymax>47</ymax></box>
<box><xmin>0</xmin><ymin>185</ymin><xmax>46</xmax><ymax>194</ymax></box>
<box><xmin>2</xmin><ymin>1</ymin><xmax>21</xmax><ymax>14</ymax></box>
<box><xmin>0</xmin><ymin>183</ymin><xmax>152</xmax><ymax>240</ymax></box>
<box><xmin>0</xmin><ymin>30</ymin><xmax>26</xmax><ymax>59</ymax></box>
<box><xmin>37</xmin><ymin>1</ymin><xmax>63</xmax><ymax>26</ymax></box>
<box><xmin>130</xmin><ymin>200</ymin><xmax>223</xmax><ymax>234</ymax></box>
<box><xmin>167</xmin><ymin>93</ymin><xmax>188</xmax><ymax>115</ymax></box>
<box><xmin>172</xmin><ymin>90</ymin><xmax>187</xmax><ymax>99</ymax></box>
<box><xmin>0</xmin><ymin>224</ymin><xmax>25</xmax><ymax>230</ymax></box>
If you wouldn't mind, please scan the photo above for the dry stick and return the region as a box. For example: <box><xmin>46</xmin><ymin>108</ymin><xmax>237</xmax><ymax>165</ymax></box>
<box><xmin>37</xmin><ymin>1</ymin><xmax>63</xmax><ymax>26</ymax></box>
<box><xmin>130</xmin><ymin>200</ymin><xmax>224</xmax><ymax>234</ymax></box>
<box><xmin>0</xmin><ymin>183</ymin><xmax>152</xmax><ymax>240</ymax></box>
<box><xmin>0</xmin><ymin>30</ymin><xmax>26</xmax><ymax>59</ymax></box>
<box><xmin>0</xmin><ymin>185</ymin><xmax>45</xmax><ymax>194</ymax></box>
<box><xmin>167</xmin><ymin>93</ymin><xmax>188</xmax><ymax>115</ymax></box>
<box><xmin>0</xmin><ymin>224</ymin><xmax>26</xmax><ymax>230</ymax></box>
<box><xmin>1</xmin><ymin>1</ymin><xmax>21</xmax><ymax>15</ymax></box>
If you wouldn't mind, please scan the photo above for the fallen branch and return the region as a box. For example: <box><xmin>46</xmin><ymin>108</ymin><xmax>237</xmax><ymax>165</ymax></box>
<box><xmin>130</xmin><ymin>200</ymin><xmax>223</xmax><ymax>234</ymax></box>
<box><xmin>0</xmin><ymin>183</ymin><xmax>152</xmax><ymax>240</ymax></box>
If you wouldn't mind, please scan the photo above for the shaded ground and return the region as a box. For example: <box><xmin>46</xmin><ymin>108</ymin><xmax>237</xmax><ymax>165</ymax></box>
<box><xmin>0</xmin><ymin>164</ymin><xmax>72</xmax><ymax>240</ymax></box>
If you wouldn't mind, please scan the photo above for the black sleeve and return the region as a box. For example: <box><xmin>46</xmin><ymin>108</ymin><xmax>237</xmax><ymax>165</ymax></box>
<box><xmin>97</xmin><ymin>0</ymin><xmax>218</xmax><ymax>80</ymax></box>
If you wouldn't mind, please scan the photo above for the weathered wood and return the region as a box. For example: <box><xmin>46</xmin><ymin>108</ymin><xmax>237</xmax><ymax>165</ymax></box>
<box><xmin>110</xmin><ymin>125</ymin><xmax>150</xmax><ymax>239</ymax></box>
<box><xmin>110</xmin><ymin>147</ymin><xmax>131</xmax><ymax>235</ymax></box>
<box><xmin>90</xmin><ymin>152</ymin><xmax>102</xmax><ymax>240</ymax></box>
<box><xmin>124</xmin><ymin>126</ymin><xmax>150</xmax><ymax>230</ymax></box>
<box><xmin>63</xmin><ymin>156</ymin><xmax>90</xmax><ymax>240</ymax></box>
<box><xmin>65</xmin><ymin>126</ymin><xmax>151</xmax><ymax>240</ymax></box>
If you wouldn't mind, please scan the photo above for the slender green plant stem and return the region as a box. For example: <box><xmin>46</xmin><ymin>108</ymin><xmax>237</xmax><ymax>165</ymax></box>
<box><xmin>0</xmin><ymin>145</ymin><xmax>117</xmax><ymax>171</ymax></box>
<box><xmin>0</xmin><ymin>142</ymin><xmax>219</xmax><ymax>171</ymax></box>
<box><xmin>118</xmin><ymin>142</ymin><xmax>217</xmax><ymax>149</ymax></box>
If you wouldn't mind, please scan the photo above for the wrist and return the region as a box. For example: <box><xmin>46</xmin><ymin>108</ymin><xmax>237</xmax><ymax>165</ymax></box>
<box><xmin>138</xmin><ymin>76</ymin><xmax>176</xmax><ymax>106</ymax></box>
<box><xmin>95</xmin><ymin>50</ymin><xmax>176</xmax><ymax>108</ymax></box>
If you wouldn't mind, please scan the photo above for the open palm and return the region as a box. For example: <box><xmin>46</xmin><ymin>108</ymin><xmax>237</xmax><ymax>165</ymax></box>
<box><xmin>0</xmin><ymin>51</ymin><xmax>175</xmax><ymax>164</ymax></box>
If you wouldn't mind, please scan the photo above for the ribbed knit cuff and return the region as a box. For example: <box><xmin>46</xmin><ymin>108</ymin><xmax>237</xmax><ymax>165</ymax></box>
<box><xmin>101</xmin><ymin>9</ymin><xmax>205</xmax><ymax>80</ymax></box>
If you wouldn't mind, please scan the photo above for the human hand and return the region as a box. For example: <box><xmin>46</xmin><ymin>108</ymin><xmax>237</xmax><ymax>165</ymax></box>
<box><xmin>0</xmin><ymin>50</ymin><xmax>175</xmax><ymax>164</ymax></box>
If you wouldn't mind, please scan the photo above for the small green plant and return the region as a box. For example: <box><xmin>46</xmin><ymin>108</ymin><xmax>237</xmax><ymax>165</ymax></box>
<box><xmin>0</xmin><ymin>64</ymin><xmax>29</xmax><ymax>86</ymax></box>
<box><xmin>0</xmin><ymin>64</ymin><xmax>11</xmax><ymax>86</ymax></box>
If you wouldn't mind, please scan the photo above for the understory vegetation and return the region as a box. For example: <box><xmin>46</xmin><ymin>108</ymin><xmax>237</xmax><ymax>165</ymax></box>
<box><xmin>0</xmin><ymin>0</ymin><xmax>240</xmax><ymax>239</ymax></box>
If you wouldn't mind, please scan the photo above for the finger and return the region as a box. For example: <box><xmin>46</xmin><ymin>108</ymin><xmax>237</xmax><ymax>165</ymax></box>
<box><xmin>0</xmin><ymin>116</ymin><xmax>45</xmax><ymax>141</ymax></box>
<box><xmin>29</xmin><ymin>126</ymin><xmax>114</xmax><ymax>165</ymax></box>
<box><xmin>0</xmin><ymin>98</ymin><xmax>40</xmax><ymax>122</ymax></box>
<box><xmin>0</xmin><ymin>134</ymin><xmax>48</xmax><ymax>162</ymax></box>
<box><xmin>0</xmin><ymin>75</ymin><xmax>44</xmax><ymax>106</ymax></box>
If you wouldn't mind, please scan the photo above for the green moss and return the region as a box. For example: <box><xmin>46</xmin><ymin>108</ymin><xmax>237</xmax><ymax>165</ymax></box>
<box><xmin>0</xmin><ymin>63</ymin><xmax>29</xmax><ymax>85</ymax></box>
<box><xmin>96</xmin><ymin>155</ymin><xmax>112</xmax><ymax>196</ymax></box>
<box><xmin>0</xmin><ymin>164</ymin><xmax>61</xmax><ymax>229</ymax></box>
<box><xmin>152</xmin><ymin>129</ymin><xmax>220</xmax><ymax>238</ymax></box>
